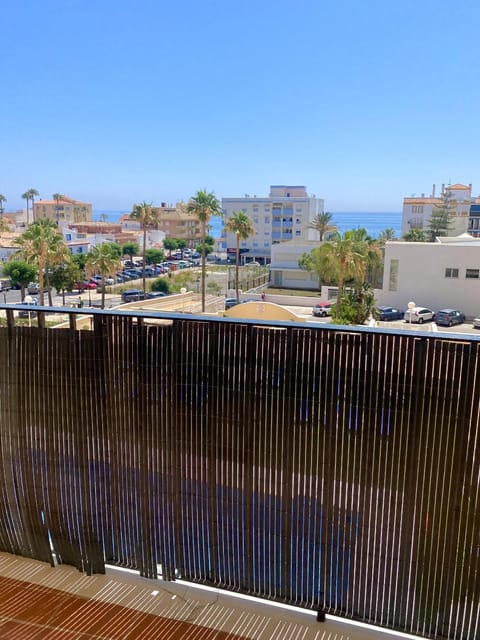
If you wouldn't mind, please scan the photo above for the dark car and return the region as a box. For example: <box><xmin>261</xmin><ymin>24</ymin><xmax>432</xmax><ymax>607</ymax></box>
<box><xmin>435</xmin><ymin>308</ymin><xmax>466</xmax><ymax>327</ymax></box>
<box><xmin>121</xmin><ymin>289</ymin><xmax>146</xmax><ymax>303</ymax></box>
<box><xmin>146</xmin><ymin>291</ymin><xmax>167</xmax><ymax>299</ymax></box>
<box><xmin>225</xmin><ymin>297</ymin><xmax>241</xmax><ymax>310</ymax></box>
<box><xmin>377</xmin><ymin>306</ymin><xmax>404</xmax><ymax>321</ymax></box>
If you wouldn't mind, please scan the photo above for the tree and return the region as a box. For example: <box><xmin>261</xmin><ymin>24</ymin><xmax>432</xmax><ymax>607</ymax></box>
<box><xmin>3</xmin><ymin>260</ymin><xmax>37</xmax><ymax>300</ymax></box>
<box><xmin>426</xmin><ymin>189</ymin><xmax>455</xmax><ymax>241</ymax></box>
<box><xmin>102</xmin><ymin>242</ymin><xmax>122</xmax><ymax>259</ymax></box>
<box><xmin>186</xmin><ymin>190</ymin><xmax>222</xmax><ymax>312</ymax></box>
<box><xmin>22</xmin><ymin>191</ymin><xmax>31</xmax><ymax>225</ymax></box>
<box><xmin>299</xmin><ymin>247</ymin><xmax>337</xmax><ymax>289</ymax></box>
<box><xmin>377</xmin><ymin>227</ymin><xmax>397</xmax><ymax>242</ymax></box>
<box><xmin>334</xmin><ymin>283</ymin><xmax>377</xmax><ymax>325</ymax></box>
<box><xmin>121</xmin><ymin>241</ymin><xmax>140</xmax><ymax>259</ymax></box>
<box><xmin>150</xmin><ymin>277</ymin><xmax>170</xmax><ymax>294</ymax></box>
<box><xmin>403</xmin><ymin>228</ymin><xmax>427</xmax><ymax>242</ymax></box>
<box><xmin>72</xmin><ymin>253</ymin><xmax>87</xmax><ymax>271</ymax></box>
<box><xmin>145</xmin><ymin>248</ymin><xmax>165</xmax><ymax>265</ymax></box>
<box><xmin>0</xmin><ymin>216</ymin><xmax>10</xmax><ymax>232</ymax></box>
<box><xmin>44</xmin><ymin>231</ymin><xmax>72</xmax><ymax>305</ymax></box>
<box><xmin>224</xmin><ymin>210</ymin><xmax>255</xmax><ymax>302</ymax></box>
<box><xmin>130</xmin><ymin>201</ymin><xmax>160</xmax><ymax>293</ymax></box>
<box><xmin>163</xmin><ymin>237</ymin><xmax>178</xmax><ymax>256</ymax></box>
<box><xmin>85</xmin><ymin>243</ymin><xmax>121</xmax><ymax>309</ymax></box>
<box><xmin>14</xmin><ymin>218</ymin><xmax>67</xmax><ymax>305</ymax></box>
<box><xmin>314</xmin><ymin>232</ymin><xmax>368</xmax><ymax>310</ymax></box>
<box><xmin>49</xmin><ymin>262</ymin><xmax>82</xmax><ymax>305</ymax></box>
<box><xmin>0</xmin><ymin>194</ymin><xmax>7</xmax><ymax>216</ymax></box>
<box><xmin>308</xmin><ymin>211</ymin><xmax>337</xmax><ymax>241</ymax></box>
<box><xmin>29</xmin><ymin>188</ymin><xmax>40</xmax><ymax>223</ymax></box>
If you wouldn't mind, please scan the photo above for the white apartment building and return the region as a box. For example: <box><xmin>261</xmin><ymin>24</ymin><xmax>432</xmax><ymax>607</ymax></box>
<box><xmin>402</xmin><ymin>183</ymin><xmax>475</xmax><ymax>237</ymax></box>
<box><xmin>379</xmin><ymin>235</ymin><xmax>480</xmax><ymax>317</ymax></box>
<box><xmin>222</xmin><ymin>185</ymin><xmax>324</xmax><ymax>264</ymax></box>
<box><xmin>269</xmin><ymin>240</ymin><xmax>320</xmax><ymax>289</ymax></box>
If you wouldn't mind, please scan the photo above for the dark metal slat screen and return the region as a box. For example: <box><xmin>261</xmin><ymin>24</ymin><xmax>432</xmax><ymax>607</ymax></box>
<box><xmin>0</xmin><ymin>316</ymin><xmax>478</xmax><ymax>639</ymax></box>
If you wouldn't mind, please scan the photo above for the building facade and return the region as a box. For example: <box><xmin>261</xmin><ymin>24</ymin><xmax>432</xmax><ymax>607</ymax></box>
<box><xmin>379</xmin><ymin>235</ymin><xmax>480</xmax><ymax>317</ymax></box>
<box><xmin>401</xmin><ymin>183</ymin><xmax>475</xmax><ymax>237</ymax></box>
<box><xmin>122</xmin><ymin>203</ymin><xmax>202</xmax><ymax>248</ymax></box>
<box><xmin>222</xmin><ymin>185</ymin><xmax>324</xmax><ymax>264</ymax></box>
<box><xmin>33</xmin><ymin>196</ymin><xmax>92</xmax><ymax>224</ymax></box>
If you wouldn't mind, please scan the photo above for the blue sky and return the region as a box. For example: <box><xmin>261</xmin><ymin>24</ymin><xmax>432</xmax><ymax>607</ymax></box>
<box><xmin>2</xmin><ymin>0</ymin><xmax>480</xmax><ymax>212</ymax></box>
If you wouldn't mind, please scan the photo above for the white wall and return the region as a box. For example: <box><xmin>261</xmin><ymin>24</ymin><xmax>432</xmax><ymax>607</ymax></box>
<box><xmin>378</xmin><ymin>240</ymin><xmax>480</xmax><ymax>317</ymax></box>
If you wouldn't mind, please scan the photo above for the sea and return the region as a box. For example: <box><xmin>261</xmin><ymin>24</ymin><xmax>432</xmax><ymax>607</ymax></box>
<box><xmin>93</xmin><ymin>210</ymin><xmax>403</xmax><ymax>240</ymax></box>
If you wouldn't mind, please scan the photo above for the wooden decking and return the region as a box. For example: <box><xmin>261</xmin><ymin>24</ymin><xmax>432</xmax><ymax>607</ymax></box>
<box><xmin>0</xmin><ymin>553</ymin><xmax>413</xmax><ymax>640</ymax></box>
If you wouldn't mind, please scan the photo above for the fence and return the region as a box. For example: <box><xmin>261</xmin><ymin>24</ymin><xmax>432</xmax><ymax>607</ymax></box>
<box><xmin>0</xmin><ymin>306</ymin><xmax>479</xmax><ymax>639</ymax></box>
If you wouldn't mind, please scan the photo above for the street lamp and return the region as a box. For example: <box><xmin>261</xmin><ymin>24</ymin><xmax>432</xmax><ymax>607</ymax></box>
<box><xmin>407</xmin><ymin>301</ymin><xmax>415</xmax><ymax>327</ymax></box>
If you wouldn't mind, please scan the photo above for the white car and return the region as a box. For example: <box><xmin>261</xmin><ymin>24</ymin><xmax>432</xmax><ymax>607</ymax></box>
<box><xmin>403</xmin><ymin>306</ymin><xmax>435</xmax><ymax>324</ymax></box>
<box><xmin>473</xmin><ymin>315</ymin><xmax>480</xmax><ymax>329</ymax></box>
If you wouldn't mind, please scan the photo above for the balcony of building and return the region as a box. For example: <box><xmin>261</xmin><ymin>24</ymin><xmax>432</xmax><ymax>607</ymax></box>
<box><xmin>0</xmin><ymin>304</ymin><xmax>478</xmax><ymax>640</ymax></box>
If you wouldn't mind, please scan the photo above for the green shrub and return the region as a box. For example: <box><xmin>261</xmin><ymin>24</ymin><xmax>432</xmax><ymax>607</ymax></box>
<box><xmin>150</xmin><ymin>278</ymin><xmax>171</xmax><ymax>294</ymax></box>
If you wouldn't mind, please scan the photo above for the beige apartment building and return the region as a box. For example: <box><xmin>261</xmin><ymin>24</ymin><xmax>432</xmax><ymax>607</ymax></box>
<box><xmin>33</xmin><ymin>195</ymin><xmax>92</xmax><ymax>224</ymax></box>
<box><xmin>123</xmin><ymin>203</ymin><xmax>202</xmax><ymax>247</ymax></box>
<box><xmin>401</xmin><ymin>182</ymin><xmax>475</xmax><ymax>237</ymax></box>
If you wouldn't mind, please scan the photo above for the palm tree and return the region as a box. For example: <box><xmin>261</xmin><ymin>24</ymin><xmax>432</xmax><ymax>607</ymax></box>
<box><xmin>378</xmin><ymin>227</ymin><xmax>397</xmax><ymax>243</ymax></box>
<box><xmin>28</xmin><ymin>188</ymin><xmax>40</xmax><ymax>223</ymax></box>
<box><xmin>317</xmin><ymin>233</ymin><xmax>367</xmax><ymax>307</ymax></box>
<box><xmin>130</xmin><ymin>201</ymin><xmax>159</xmax><ymax>294</ymax></box>
<box><xmin>52</xmin><ymin>193</ymin><xmax>64</xmax><ymax>221</ymax></box>
<box><xmin>22</xmin><ymin>191</ymin><xmax>31</xmax><ymax>225</ymax></box>
<box><xmin>186</xmin><ymin>190</ymin><xmax>222</xmax><ymax>312</ymax></box>
<box><xmin>85</xmin><ymin>244</ymin><xmax>121</xmax><ymax>309</ymax></box>
<box><xmin>0</xmin><ymin>194</ymin><xmax>6</xmax><ymax>216</ymax></box>
<box><xmin>224</xmin><ymin>210</ymin><xmax>255</xmax><ymax>302</ymax></box>
<box><xmin>44</xmin><ymin>232</ymin><xmax>72</xmax><ymax>306</ymax></box>
<box><xmin>308</xmin><ymin>211</ymin><xmax>337</xmax><ymax>241</ymax></box>
<box><xmin>14</xmin><ymin>218</ymin><xmax>66</xmax><ymax>305</ymax></box>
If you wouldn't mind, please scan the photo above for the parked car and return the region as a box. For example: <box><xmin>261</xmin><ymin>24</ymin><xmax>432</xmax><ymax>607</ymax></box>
<box><xmin>225</xmin><ymin>297</ymin><xmax>240</xmax><ymax>310</ymax></box>
<box><xmin>116</xmin><ymin>273</ymin><xmax>129</xmax><ymax>283</ymax></box>
<box><xmin>312</xmin><ymin>301</ymin><xmax>335</xmax><ymax>317</ymax></box>
<box><xmin>121</xmin><ymin>289</ymin><xmax>146</xmax><ymax>303</ymax></box>
<box><xmin>473</xmin><ymin>315</ymin><xmax>480</xmax><ymax>329</ymax></box>
<box><xmin>435</xmin><ymin>309</ymin><xmax>466</xmax><ymax>327</ymax></box>
<box><xmin>19</xmin><ymin>298</ymin><xmax>38</xmax><ymax>318</ymax></box>
<box><xmin>76</xmin><ymin>280</ymin><xmax>97</xmax><ymax>290</ymax></box>
<box><xmin>377</xmin><ymin>306</ymin><xmax>404</xmax><ymax>321</ymax></box>
<box><xmin>0</xmin><ymin>278</ymin><xmax>12</xmax><ymax>291</ymax></box>
<box><xmin>27</xmin><ymin>282</ymin><xmax>39</xmax><ymax>294</ymax></box>
<box><xmin>146</xmin><ymin>291</ymin><xmax>167</xmax><ymax>299</ymax></box>
<box><xmin>403</xmin><ymin>307</ymin><xmax>435</xmax><ymax>324</ymax></box>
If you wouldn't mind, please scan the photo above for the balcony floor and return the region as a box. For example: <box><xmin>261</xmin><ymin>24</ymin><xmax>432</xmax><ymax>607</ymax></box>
<box><xmin>0</xmin><ymin>552</ymin><xmax>415</xmax><ymax>639</ymax></box>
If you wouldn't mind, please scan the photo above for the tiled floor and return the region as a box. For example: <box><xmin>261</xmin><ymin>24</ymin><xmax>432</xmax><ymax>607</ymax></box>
<box><xmin>0</xmin><ymin>553</ymin><xmax>414</xmax><ymax>639</ymax></box>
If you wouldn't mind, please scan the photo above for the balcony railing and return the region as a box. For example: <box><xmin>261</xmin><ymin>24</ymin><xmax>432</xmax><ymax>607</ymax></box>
<box><xmin>0</xmin><ymin>304</ymin><xmax>479</xmax><ymax>640</ymax></box>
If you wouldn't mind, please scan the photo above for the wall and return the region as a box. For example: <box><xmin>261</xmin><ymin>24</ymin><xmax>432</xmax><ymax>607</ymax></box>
<box><xmin>379</xmin><ymin>240</ymin><xmax>480</xmax><ymax>316</ymax></box>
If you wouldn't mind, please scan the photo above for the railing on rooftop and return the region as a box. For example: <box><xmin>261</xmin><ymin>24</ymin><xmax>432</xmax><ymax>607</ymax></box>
<box><xmin>0</xmin><ymin>304</ymin><xmax>479</xmax><ymax>640</ymax></box>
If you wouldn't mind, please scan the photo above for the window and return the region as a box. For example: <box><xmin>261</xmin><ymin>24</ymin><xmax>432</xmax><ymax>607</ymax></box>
<box><xmin>295</xmin><ymin>230</ymin><xmax>301</xmax><ymax>236</ymax></box>
<box><xmin>412</xmin><ymin>205</ymin><xmax>424</xmax><ymax>213</ymax></box>
<box><xmin>466</xmin><ymin>269</ymin><xmax>480</xmax><ymax>279</ymax></box>
<box><xmin>445</xmin><ymin>268</ymin><xmax>459</xmax><ymax>278</ymax></box>
<box><xmin>389</xmin><ymin>259</ymin><xmax>399</xmax><ymax>291</ymax></box>
<box><xmin>253</xmin><ymin>207</ymin><xmax>258</xmax><ymax>212</ymax></box>
<box><xmin>264</xmin><ymin>216</ymin><xmax>270</xmax><ymax>223</ymax></box>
